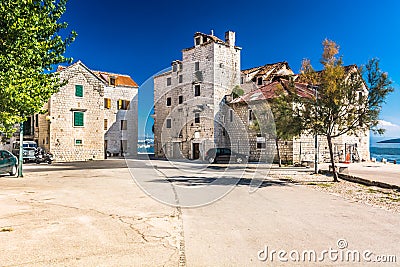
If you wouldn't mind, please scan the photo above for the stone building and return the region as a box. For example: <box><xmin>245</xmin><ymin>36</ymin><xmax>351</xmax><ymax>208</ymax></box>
<box><xmin>153</xmin><ymin>31</ymin><xmax>370</xmax><ymax>164</ymax></box>
<box><xmin>15</xmin><ymin>61</ymin><xmax>138</xmax><ymax>162</ymax></box>
<box><xmin>153</xmin><ymin>31</ymin><xmax>241</xmax><ymax>160</ymax></box>
<box><xmin>240</xmin><ymin>62</ymin><xmax>294</xmax><ymax>93</ymax></box>
<box><xmin>228</xmin><ymin>75</ymin><xmax>370</xmax><ymax>164</ymax></box>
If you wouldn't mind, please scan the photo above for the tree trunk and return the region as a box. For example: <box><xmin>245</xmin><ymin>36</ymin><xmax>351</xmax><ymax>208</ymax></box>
<box><xmin>275</xmin><ymin>138</ymin><xmax>282</xmax><ymax>167</ymax></box>
<box><xmin>327</xmin><ymin>134</ymin><xmax>338</xmax><ymax>182</ymax></box>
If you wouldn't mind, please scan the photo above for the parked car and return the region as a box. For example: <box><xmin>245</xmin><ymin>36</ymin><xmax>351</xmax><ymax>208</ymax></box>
<box><xmin>12</xmin><ymin>141</ymin><xmax>37</xmax><ymax>163</ymax></box>
<box><xmin>0</xmin><ymin>150</ymin><xmax>18</xmax><ymax>176</ymax></box>
<box><xmin>205</xmin><ymin>148</ymin><xmax>248</xmax><ymax>164</ymax></box>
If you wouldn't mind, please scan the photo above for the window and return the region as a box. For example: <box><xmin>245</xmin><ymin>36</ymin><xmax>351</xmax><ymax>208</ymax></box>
<box><xmin>109</xmin><ymin>77</ymin><xmax>116</xmax><ymax>86</ymax></box>
<box><xmin>75</xmin><ymin>85</ymin><xmax>83</xmax><ymax>97</ymax></box>
<box><xmin>104</xmin><ymin>119</ymin><xmax>108</xmax><ymax>130</ymax></box>
<box><xmin>179</xmin><ymin>74</ymin><xmax>183</xmax><ymax>83</ymax></box>
<box><xmin>73</xmin><ymin>112</ymin><xmax>84</xmax><ymax>127</ymax></box>
<box><xmin>195</xmin><ymin>61</ymin><xmax>200</xmax><ymax>71</ymax></box>
<box><xmin>104</xmin><ymin>98</ymin><xmax>111</xmax><ymax>109</ymax></box>
<box><xmin>166</xmin><ymin>97</ymin><xmax>172</xmax><ymax>106</ymax></box>
<box><xmin>241</xmin><ymin>77</ymin><xmax>244</xmax><ymax>84</ymax></box>
<box><xmin>75</xmin><ymin>139</ymin><xmax>83</xmax><ymax>145</ymax></box>
<box><xmin>257</xmin><ymin>77</ymin><xmax>263</xmax><ymax>85</ymax></box>
<box><xmin>120</xmin><ymin>140</ymin><xmax>127</xmax><ymax>153</ymax></box>
<box><xmin>167</xmin><ymin>77</ymin><xmax>171</xmax><ymax>86</ymax></box>
<box><xmin>249</xmin><ymin>109</ymin><xmax>256</xmax><ymax>121</ymax></box>
<box><xmin>166</xmin><ymin>118</ymin><xmax>171</xmax><ymax>128</ymax></box>
<box><xmin>172</xmin><ymin>64</ymin><xmax>178</xmax><ymax>72</ymax></box>
<box><xmin>195</xmin><ymin>113</ymin><xmax>200</xmax><ymax>123</ymax></box>
<box><xmin>229</xmin><ymin>110</ymin><xmax>233</xmax><ymax>122</ymax></box>
<box><xmin>178</xmin><ymin>95</ymin><xmax>183</xmax><ymax>104</ymax></box>
<box><xmin>117</xmin><ymin>100</ymin><xmax>130</xmax><ymax>110</ymax></box>
<box><xmin>202</xmin><ymin>36</ymin><xmax>207</xmax><ymax>43</ymax></box>
<box><xmin>358</xmin><ymin>91</ymin><xmax>363</xmax><ymax>104</ymax></box>
<box><xmin>179</xmin><ymin>63</ymin><xmax>183</xmax><ymax>71</ymax></box>
<box><xmin>194</xmin><ymin>84</ymin><xmax>200</xmax><ymax>96</ymax></box>
<box><xmin>35</xmin><ymin>114</ymin><xmax>39</xmax><ymax>127</ymax></box>
<box><xmin>195</xmin><ymin>37</ymin><xmax>201</xmax><ymax>46</ymax></box>
<box><xmin>257</xmin><ymin>142</ymin><xmax>266</xmax><ymax>149</ymax></box>
<box><xmin>121</xmin><ymin>120</ymin><xmax>127</xmax><ymax>130</ymax></box>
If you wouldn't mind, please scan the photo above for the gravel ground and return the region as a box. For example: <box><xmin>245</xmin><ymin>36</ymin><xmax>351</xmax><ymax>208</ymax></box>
<box><xmin>270</xmin><ymin>171</ymin><xmax>400</xmax><ymax>213</ymax></box>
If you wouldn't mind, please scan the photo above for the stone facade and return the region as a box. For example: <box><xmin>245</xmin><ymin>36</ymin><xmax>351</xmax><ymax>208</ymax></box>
<box><xmin>24</xmin><ymin>61</ymin><xmax>138</xmax><ymax>162</ymax></box>
<box><xmin>154</xmin><ymin>31</ymin><xmax>241</xmax><ymax>160</ymax></box>
<box><xmin>153</xmin><ymin>31</ymin><xmax>370</xmax><ymax>163</ymax></box>
<box><xmin>228</xmin><ymin>79</ymin><xmax>370</xmax><ymax>164</ymax></box>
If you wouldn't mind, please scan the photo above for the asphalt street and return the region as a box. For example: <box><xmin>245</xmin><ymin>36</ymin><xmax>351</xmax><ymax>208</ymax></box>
<box><xmin>0</xmin><ymin>159</ymin><xmax>399</xmax><ymax>266</ymax></box>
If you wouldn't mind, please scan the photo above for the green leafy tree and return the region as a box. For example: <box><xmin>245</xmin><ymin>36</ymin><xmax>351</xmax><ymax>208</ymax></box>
<box><xmin>297</xmin><ymin>39</ymin><xmax>394</xmax><ymax>181</ymax></box>
<box><xmin>249</xmin><ymin>81</ymin><xmax>303</xmax><ymax>167</ymax></box>
<box><xmin>232</xmin><ymin>85</ymin><xmax>244</xmax><ymax>99</ymax></box>
<box><xmin>0</xmin><ymin>0</ymin><xmax>76</xmax><ymax>135</ymax></box>
<box><xmin>270</xmin><ymin>81</ymin><xmax>303</xmax><ymax>167</ymax></box>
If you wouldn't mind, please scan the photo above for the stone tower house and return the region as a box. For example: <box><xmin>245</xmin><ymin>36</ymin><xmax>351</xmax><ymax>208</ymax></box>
<box><xmin>153</xmin><ymin>31</ymin><xmax>241</xmax><ymax>159</ymax></box>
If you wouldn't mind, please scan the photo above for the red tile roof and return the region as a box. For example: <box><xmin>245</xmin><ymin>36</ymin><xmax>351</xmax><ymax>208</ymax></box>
<box><xmin>230</xmin><ymin>80</ymin><xmax>315</xmax><ymax>104</ymax></box>
<box><xmin>92</xmin><ymin>71</ymin><xmax>139</xmax><ymax>87</ymax></box>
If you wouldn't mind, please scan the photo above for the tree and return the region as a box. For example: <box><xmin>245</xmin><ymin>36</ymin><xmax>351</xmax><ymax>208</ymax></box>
<box><xmin>232</xmin><ymin>85</ymin><xmax>244</xmax><ymax>99</ymax></box>
<box><xmin>296</xmin><ymin>39</ymin><xmax>394</xmax><ymax>182</ymax></box>
<box><xmin>0</xmin><ymin>0</ymin><xmax>76</xmax><ymax>135</ymax></box>
<box><xmin>270</xmin><ymin>81</ymin><xmax>303</xmax><ymax>167</ymax></box>
<box><xmin>249</xmin><ymin>81</ymin><xmax>303</xmax><ymax>167</ymax></box>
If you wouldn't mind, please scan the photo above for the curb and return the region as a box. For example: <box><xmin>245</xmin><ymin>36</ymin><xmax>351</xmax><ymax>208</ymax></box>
<box><xmin>319</xmin><ymin>170</ymin><xmax>400</xmax><ymax>191</ymax></box>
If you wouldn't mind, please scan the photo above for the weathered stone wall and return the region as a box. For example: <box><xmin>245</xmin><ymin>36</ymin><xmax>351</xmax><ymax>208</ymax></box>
<box><xmin>104</xmin><ymin>85</ymin><xmax>138</xmax><ymax>156</ymax></box>
<box><xmin>154</xmin><ymin>32</ymin><xmax>240</xmax><ymax>159</ymax></box>
<box><xmin>47</xmin><ymin>63</ymin><xmax>105</xmax><ymax>162</ymax></box>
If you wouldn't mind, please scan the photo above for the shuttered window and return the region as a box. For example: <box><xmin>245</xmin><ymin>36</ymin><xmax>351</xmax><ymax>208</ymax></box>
<box><xmin>75</xmin><ymin>85</ymin><xmax>83</xmax><ymax>97</ymax></box>
<box><xmin>104</xmin><ymin>98</ymin><xmax>111</xmax><ymax>109</ymax></box>
<box><xmin>75</xmin><ymin>139</ymin><xmax>83</xmax><ymax>145</ymax></box>
<box><xmin>117</xmin><ymin>100</ymin><xmax>130</xmax><ymax>110</ymax></box>
<box><xmin>73</xmin><ymin>112</ymin><xmax>84</xmax><ymax>127</ymax></box>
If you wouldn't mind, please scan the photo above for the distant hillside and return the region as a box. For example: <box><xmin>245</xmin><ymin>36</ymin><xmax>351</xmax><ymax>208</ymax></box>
<box><xmin>378</xmin><ymin>138</ymin><xmax>400</xmax><ymax>144</ymax></box>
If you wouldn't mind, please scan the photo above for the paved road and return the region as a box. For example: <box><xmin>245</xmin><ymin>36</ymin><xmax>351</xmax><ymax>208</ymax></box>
<box><xmin>1</xmin><ymin>159</ymin><xmax>399</xmax><ymax>266</ymax></box>
<box><xmin>0</xmin><ymin>160</ymin><xmax>181</xmax><ymax>266</ymax></box>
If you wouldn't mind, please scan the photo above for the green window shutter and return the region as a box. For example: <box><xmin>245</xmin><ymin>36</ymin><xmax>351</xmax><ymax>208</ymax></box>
<box><xmin>75</xmin><ymin>85</ymin><xmax>83</xmax><ymax>97</ymax></box>
<box><xmin>74</xmin><ymin>112</ymin><xmax>84</xmax><ymax>126</ymax></box>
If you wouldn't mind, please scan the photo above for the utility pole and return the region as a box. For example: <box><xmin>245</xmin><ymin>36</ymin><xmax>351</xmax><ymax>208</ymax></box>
<box><xmin>18</xmin><ymin>121</ymin><xmax>24</xmax><ymax>177</ymax></box>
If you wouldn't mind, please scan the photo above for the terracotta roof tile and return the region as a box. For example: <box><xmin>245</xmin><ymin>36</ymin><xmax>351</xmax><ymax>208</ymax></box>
<box><xmin>230</xmin><ymin>80</ymin><xmax>314</xmax><ymax>104</ymax></box>
<box><xmin>92</xmin><ymin>71</ymin><xmax>139</xmax><ymax>88</ymax></box>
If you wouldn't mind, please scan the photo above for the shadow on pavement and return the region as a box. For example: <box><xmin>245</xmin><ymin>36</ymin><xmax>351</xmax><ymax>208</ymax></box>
<box><xmin>148</xmin><ymin>175</ymin><xmax>290</xmax><ymax>188</ymax></box>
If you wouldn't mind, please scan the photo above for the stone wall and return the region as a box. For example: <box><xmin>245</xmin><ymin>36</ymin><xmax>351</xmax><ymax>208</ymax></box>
<box><xmin>154</xmin><ymin>31</ymin><xmax>240</xmax><ymax>160</ymax></box>
<box><xmin>104</xmin><ymin>85</ymin><xmax>138</xmax><ymax>156</ymax></box>
<box><xmin>46</xmin><ymin>63</ymin><xmax>105</xmax><ymax>162</ymax></box>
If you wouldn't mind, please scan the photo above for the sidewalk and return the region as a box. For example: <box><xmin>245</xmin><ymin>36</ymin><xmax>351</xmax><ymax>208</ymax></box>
<box><xmin>320</xmin><ymin>162</ymin><xmax>400</xmax><ymax>188</ymax></box>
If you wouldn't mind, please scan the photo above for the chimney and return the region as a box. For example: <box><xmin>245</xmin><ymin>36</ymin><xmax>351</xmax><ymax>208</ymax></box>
<box><xmin>225</xmin><ymin>31</ymin><xmax>235</xmax><ymax>47</ymax></box>
<box><xmin>210</xmin><ymin>29</ymin><xmax>214</xmax><ymax>36</ymax></box>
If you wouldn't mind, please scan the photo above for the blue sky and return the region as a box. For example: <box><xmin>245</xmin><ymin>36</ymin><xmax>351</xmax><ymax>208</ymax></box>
<box><xmin>61</xmin><ymin>0</ymin><xmax>400</xmax><ymax>139</ymax></box>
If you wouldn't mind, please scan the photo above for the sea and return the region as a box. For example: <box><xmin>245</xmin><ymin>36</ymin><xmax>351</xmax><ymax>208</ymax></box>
<box><xmin>370</xmin><ymin>137</ymin><xmax>400</xmax><ymax>164</ymax></box>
